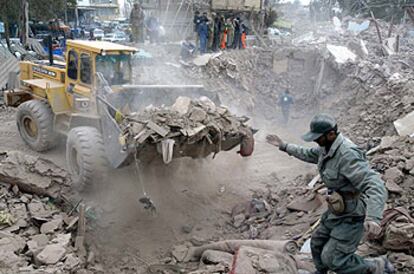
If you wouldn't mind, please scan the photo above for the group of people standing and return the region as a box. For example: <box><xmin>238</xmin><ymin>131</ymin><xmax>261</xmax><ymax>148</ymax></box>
<box><xmin>193</xmin><ymin>11</ymin><xmax>248</xmax><ymax>54</ymax></box>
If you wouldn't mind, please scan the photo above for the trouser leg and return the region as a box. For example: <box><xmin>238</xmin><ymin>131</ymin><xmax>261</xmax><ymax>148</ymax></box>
<box><xmin>320</xmin><ymin>219</ymin><xmax>372</xmax><ymax>274</ymax></box>
<box><xmin>311</xmin><ymin>219</ymin><xmax>330</xmax><ymax>274</ymax></box>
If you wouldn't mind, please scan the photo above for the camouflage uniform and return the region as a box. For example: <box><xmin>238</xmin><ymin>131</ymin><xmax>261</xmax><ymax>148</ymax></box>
<box><xmin>281</xmin><ymin>133</ymin><xmax>387</xmax><ymax>274</ymax></box>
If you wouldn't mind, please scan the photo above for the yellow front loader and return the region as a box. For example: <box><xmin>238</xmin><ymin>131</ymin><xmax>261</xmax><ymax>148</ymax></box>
<box><xmin>4</xmin><ymin>40</ymin><xmax>252</xmax><ymax>191</ymax></box>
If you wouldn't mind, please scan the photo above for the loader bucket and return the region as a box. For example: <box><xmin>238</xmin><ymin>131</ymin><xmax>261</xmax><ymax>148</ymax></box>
<box><xmin>97</xmin><ymin>84</ymin><xmax>253</xmax><ymax>168</ymax></box>
<box><xmin>106</xmin><ymin>85</ymin><xmax>221</xmax><ymax>113</ymax></box>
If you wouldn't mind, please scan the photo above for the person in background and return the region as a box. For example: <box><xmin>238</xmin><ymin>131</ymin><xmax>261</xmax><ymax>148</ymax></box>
<box><xmin>233</xmin><ymin>17</ymin><xmax>242</xmax><ymax>49</ymax></box>
<box><xmin>212</xmin><ymin>13</ymin><xmax>223</xmax><ymax>51</ymax></box>
<box><xmin>193</xmin><ymin>11</ymin><xmax>201</xmax><ymax>50</ymax></box>
<box><xmin>278</xmin><ymin>89</ymin><xmax>294</xmax><ymax>124</ymax></box>
<box><xmin>226</xmin><ymin>17</ymin><xmax>235</xmax><ymax>48</ymax></box>
<box><xmin>145</xmin><ymin>13</ymin><xmax>159</xmax><ymax>44</ymax></box>
<box><xmin>130</xmin><ymin>3</ymin><xmax>145</xmax><ymax>43</ymax></box>
<box><xmin>241</xmin><ymin>22</ymin><xmax>248</xmax><ymax>49</ymax></box>
<box><xmin>198</xmin><ymin>13</ymin><xmax>209</xmax><ymax>54</ymax></box>
<box><xmin>208</xmin><ymin>12</ymin><xmax>215</xmax><ymax>52</ymax></box>
<box><xmin>220</xmin><ymin>17</ymin><xmax>229</xmax><ymax>50</ymax></box>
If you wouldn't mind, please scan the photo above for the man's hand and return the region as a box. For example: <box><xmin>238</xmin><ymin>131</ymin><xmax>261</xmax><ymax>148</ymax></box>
<box><xmin>266</xmin><ymin>134</ymin><xmax>285</xmax><ymax>148</ymax></box>
<box><xmin>363</xmin><ymin>220</ymin><xmax>382</xmax><ymax>241</ymax></box>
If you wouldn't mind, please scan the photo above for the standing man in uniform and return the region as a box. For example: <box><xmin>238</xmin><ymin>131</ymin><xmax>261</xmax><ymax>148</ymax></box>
<box><xmin>130</xmin><ymin>3</ymin><xmax>145</xmax><ymax>43</ymax></box>
<box><xmin>198</xmin><ymin>13</ymin><xmax>209</xmax><ymax>54</ymax></box>
<box><xmin>266</xmin><ymin>114</ymin><xmax>395</xmax><ymax>274</ymax></box>
<box><xmin>193</xmin><ymin>11</ymin><xmax>202</xmax><ymax>51</ymax></box>
<box><xmin>278</xmin><ymin>89</ymin><xmax>293</xmax><ymax>124</ymax></box>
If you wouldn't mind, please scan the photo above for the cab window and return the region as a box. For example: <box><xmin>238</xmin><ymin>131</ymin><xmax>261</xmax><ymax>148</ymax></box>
<box><xmin>67</xmin><ymin>50</ymin><xmax>78</xmax><ymax>80</ymax></box>
<box><xmin>80</xmin><ymin>53</ymin><xmax>92</xmax><ymax>85</ymax></box>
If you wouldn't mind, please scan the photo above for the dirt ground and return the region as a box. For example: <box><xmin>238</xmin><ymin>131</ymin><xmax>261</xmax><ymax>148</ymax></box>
<box><xmin>0</xmin><ymin>104</ymin><xmax>316</xmax><ymax>272</ymax></box>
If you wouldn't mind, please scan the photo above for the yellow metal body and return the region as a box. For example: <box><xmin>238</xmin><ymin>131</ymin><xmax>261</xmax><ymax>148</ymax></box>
<box><xmin>5</xmin><ymin>40</ymin><xmax>137</xmax><ymax>129</ymax></box>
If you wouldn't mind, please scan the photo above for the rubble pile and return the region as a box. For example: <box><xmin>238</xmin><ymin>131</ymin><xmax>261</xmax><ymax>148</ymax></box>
<box><xmin>331</xmin><ymin>55</ymin><xmax>414</xmax><ymax>145</ymax></box>
<box><xmin>153</xmin><ymin>239</ymin><xmax>314</xmax><ymax>274</ymax></box>
<box><xmin>121</xmin><ymin>96</ymin><xmax>252</xmax><ymax>155</ymax></box>
<box><xmin>368</xmin><ymin>136</ymin><xmax>414</xmax><ymax>215</ymax></box>
<box><xmin>0</xmin><ymin>151</ymin><xmax>99</xmax><ymax>273</ymax></box>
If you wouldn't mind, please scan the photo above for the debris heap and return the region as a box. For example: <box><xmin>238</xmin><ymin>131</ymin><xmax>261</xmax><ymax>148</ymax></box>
<box><xmin>120</xmin><ymin>96</ymin><xmax>252</xmax><ymax>160</ymax></box>
<box><xmin>0</xmin><ymin>151</ymin><xmax>98</xmax><ymax>273</ymax></box>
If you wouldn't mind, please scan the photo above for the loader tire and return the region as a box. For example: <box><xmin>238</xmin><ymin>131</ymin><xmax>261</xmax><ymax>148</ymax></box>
<box><xmin>16</xmin><ymin>100</ymin><xmax>57</xmax><ymax>152</ymax></box>
<box><xmin>66</xmin><ymin>127</ymin><xmax>108</xmax><ymax>192</ymax></box>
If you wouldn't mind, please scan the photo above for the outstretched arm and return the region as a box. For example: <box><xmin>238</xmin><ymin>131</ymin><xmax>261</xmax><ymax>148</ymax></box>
<box><xmin>266</xmin><ymin>135</ymin><xmax>320</xmax><ymax>164</ymax></box>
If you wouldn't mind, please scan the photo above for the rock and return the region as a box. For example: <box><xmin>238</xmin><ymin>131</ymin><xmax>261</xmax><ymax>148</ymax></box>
<box><xmin>51</xmin><ymin>233</ymin><xmax>71</xmax><ymax>248</ymax></box>
<box><xmin>297</xmin><ymin>211</ymin><xmax>305</xmax><ymax>218</ymax></box>
<box><xmin>172</xmin><ymin>245</ymin><xmax>188</xmax><ymax>262</ymax></box>
<box><xmin>0</xmin><ymin>235</ymin><xmax>26</xmax><ymax>253</ymax></box>
<box><xmin>405</xmin><ymin>159</ymin><xmax>414</xmax><ymax>173</ymax></box>
<box><xmin>20</xmin><ymin>194</ymin><xmax>31</xmax><ymax>204</ymax></box>
<box><xmin>27</xmin><ymin>234</ymin><xmax>48</xmax><ymax>256</ymax></box>
<box><xmin>0</xmin><ymin>151</ymin><xmax>65</xmax><ymax>198</ymax></box>
<box><xmin>0</xmin><ymin>248</ymin><xmax>27</xmax><ymax>271</ymax></box>
<box><xmin>383</xmin><ymin>167</ymin><xmax>404</xmax><ymax>185</ymax></box>
<box><xmin>64</xmin><ymin>253</ymin><xmax>81</xmax><ymax>270</ymax></box>
<box><xmin>40</xmin><ymin>219</ymin><xmax>63</xmax><ymax>234</ymax></box>
<box><xmin>189</xmin><ymin>107</ymin><xmax>207</xmax><ymax>123</ymax></box>
<box><xmin>201</xmin><ymin>250</ymin><xmax>233</xmax><ymax>267</ymax></box>
<box><xmin>171</xmin><ymin>96</ymin><xmax>192</xmax><ymax>115</ymax></box>
<box><xmin>182</xmin><ymin>224</ymin><xmax>193</xmax><ymax>234</ymax></box>
<box><xmin>190</xmin><ymin>236</ymin><xmax>206</xmax><ymax>246</ymax></box>
<box><xmin>9</xmin><ymin>203</ymin><xmax>28</xmax><ymax>227</ymax></box>
<box><xmin>36</xmin><ymin>244</ymin><xmax>66</xmax><ymax>265</ymax></box>
<box><xmin>233</xmin><ymin>213</ymin><xmax>246</xmax><ymax>228</ymax></box>
<box><xmin>12</xmin><ymin>185</ymin><xmax>19</xmax><ymax>195</ymax></box>
<box><xmin>28</xmin><ymin>200</ymin><xmax>54</xmax><ymax>221</ymax></box>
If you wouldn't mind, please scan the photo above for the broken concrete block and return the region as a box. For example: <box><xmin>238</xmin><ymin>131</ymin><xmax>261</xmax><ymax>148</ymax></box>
<box><xmin>36</xmin><ymin>244</ymin><xmax>66</xmax><ymax>265</ymax></box>
<box><xmin>171</xmin><ymin>96</ymin><xmax>192</xmax><ymax>115</ymax></box>
<box><xmin>0</xmin><ymin>151</ymin><xmax>66</xmax><ymax>198</ymax></box>
<box><xmin>51</xmin><ymin>233</ymin><xmax>71</xmax><ymax>248</ymax></box>
<box><xmin>201</xmin><ymin>250</ymin><xmax>233</xmax><ymax>267</ymax></box>
<box><xmin>347</xmin><ymin>20</ymin><xmax>370</xmax><ymax>34</ymax></box>
<box><xmin>189</xmin><ymin>107</ymin><xmax>207</xmax><ymax>123</ymax></box>
<box><xmin>394</xmin><ymin>111</ymin><xmax>414</xmax><ymax>137</ymax></box>
<box><xmin>233</xmin><ymin>246</ymin><xmax>298</xmax><ymax>274</ymax></box>
<box><xmin>40</xmin><ymin>219</ymin><xmax>63</xmax><ymax>234</ymax></box>
<box><xmin>28</xmin><ymin>200</ymin><xmax>54</xmax><ymax>221</ymax></box>
<box><xmin>0</xmin><ymin>248</ymin><xmax>27</xmax><ymax>272</ymax></box>
<box><xmin>64</xmin><ymin>253</ymin><xmax>81</xmax><ymax>270</ymax></box>
<box><xmin>0</xmin><ymin>235</ymin><xmax>26</xmax><ymax>253</ymax></box>
<box><xmin>27</xmin><ymin>234</ymin><xmax>48</xmax><ymax>256</ymax></box>
<box><xmin>386</xmin><ymin>180</ymin><xmax>403</xmax><ymax>194</ymax></box>
<box><xmin>383</xmin><ymin>167</ymin><xmax>404</xmax><ymax>185</ymax></box>
<box><xmin>9</xmin><ymin>203</ymin><xmax>28</xmax><ymax>227</ymax></box>
<box><xmin>327</xmin><ymin>45</ymin><xmax>357</xmax><ymax>64</ymax></box>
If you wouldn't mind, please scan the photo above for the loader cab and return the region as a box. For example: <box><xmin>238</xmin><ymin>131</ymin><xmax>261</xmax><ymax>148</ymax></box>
<box><xmin>64</xmin><ymin>40</ymin><xmax>137</xmax><ymax>106</ymax></box>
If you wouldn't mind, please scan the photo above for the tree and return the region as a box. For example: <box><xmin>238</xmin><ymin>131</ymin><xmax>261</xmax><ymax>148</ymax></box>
<box><xmin>28</xmin><ymin>0</ymin><xmax>76</xmax><ymax>22</ymax></box>
<box><xmin>0</xmin><ymin>0</ymin><xmax>20</xmax><ymax>49</ymax></box>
